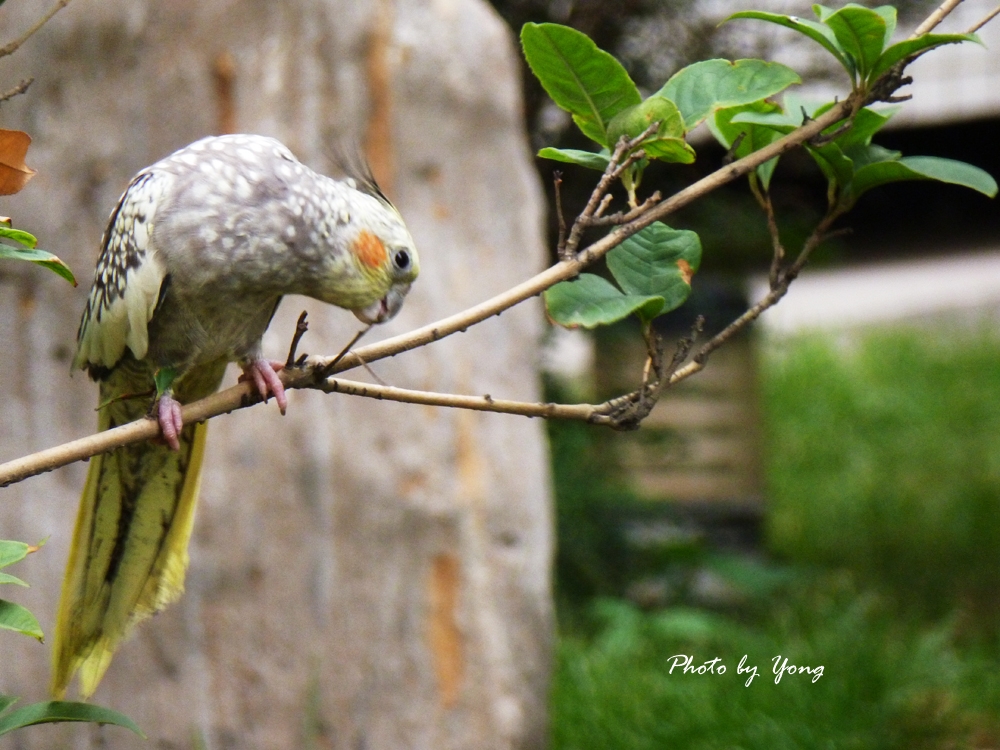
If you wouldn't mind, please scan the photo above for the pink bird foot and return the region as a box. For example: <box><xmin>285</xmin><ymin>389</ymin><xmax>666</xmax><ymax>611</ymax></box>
<box><xmin>239</xmin><ymin>359</ymin><xmax>288</xmax><ymax>414</ymax></box>
<box><xmin>157</xmin><ymin>393</ymin><xmax>184</xmax><ymax>451</ymax></box>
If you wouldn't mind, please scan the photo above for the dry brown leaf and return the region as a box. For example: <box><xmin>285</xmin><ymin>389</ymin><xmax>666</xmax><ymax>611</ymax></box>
<box><xmin>0</xmin><ymin>129</ymin><xmax>36</xmax><ymax>195</ymax></box>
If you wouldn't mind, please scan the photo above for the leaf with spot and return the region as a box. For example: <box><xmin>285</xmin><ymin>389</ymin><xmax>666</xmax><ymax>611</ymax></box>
<box><xmin>0</xmin><ymin>130</ymin><xmax>36</xmax><ymax>196</ymax></box>
<box><xmin>521</xmin><ymin>23</ymin><xmax>641</xmax><ymax>146</ymax></box>
<box><xmin>606</xmin><ymin>222</ymin><xmax>701</xmax><ymax>320</ymax></box>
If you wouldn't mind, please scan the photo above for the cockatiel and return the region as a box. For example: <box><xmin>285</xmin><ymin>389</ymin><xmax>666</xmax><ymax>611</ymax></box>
<box><xmin>53</xmin><ymin>134</ymin><xmax>419</xmax><ymax>698</ymax></box>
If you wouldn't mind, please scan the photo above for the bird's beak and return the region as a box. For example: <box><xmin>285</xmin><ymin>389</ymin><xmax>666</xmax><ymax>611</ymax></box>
<box><xmin>353</xmin><ymin>284</ymin><xmax>411</xmax><ymax>324</ymax></box>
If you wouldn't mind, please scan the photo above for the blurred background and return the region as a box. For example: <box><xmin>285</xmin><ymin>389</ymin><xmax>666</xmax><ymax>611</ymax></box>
<box><xmin>493</xmin><ymin>0</ymin><xmax>1000</xmax><ymax>747</ymax></box>
<box><xmin>1</xmin><ymin>0</ymin><xmax>999</xmax><ymax>747</ymax></box>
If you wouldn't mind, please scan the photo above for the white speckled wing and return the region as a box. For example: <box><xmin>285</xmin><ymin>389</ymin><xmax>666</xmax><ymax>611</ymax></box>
<box><xmin>74</xmin><ymin>169</ymin><xmax>172</xmax><ymax>372</ymax></box>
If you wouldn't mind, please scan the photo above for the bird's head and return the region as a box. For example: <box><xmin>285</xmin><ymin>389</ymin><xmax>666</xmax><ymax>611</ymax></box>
<box><xmin>310</xmin><ymin>169</ymin><xmax>420</xmax><ymax>323</ymax></box>
<box><xmin>346</xmin><ymin>198</ymin><xmax>420</xmax><ymax>324</ymax></box>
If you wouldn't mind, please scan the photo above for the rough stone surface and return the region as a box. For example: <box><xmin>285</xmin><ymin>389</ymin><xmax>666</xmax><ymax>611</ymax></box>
<box><xmin>0</xmin><ymin>0</ymin><xmax>552</xmax><ymax>747</ymax></box>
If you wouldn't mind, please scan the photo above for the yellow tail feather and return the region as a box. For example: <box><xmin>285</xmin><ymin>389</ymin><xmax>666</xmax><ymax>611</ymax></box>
<box><xmin>52</xmin><ymin>356</ymin><xmax>224</xmax><ymax>699</ymax></box>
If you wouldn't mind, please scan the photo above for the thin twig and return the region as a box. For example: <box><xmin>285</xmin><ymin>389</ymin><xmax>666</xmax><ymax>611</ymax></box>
<box><xmin>316</xmin><ymin>378</ymin><xmax>601</xmax><ymax>420</ymax></box>
<box><xmin>357</xmin><ymin>358</ymin><xmax>389</xmax><ymax>387</ymax></box>
<box><xmin>722</xmin><ymin>132</ymin><xmax>746</xmax><ymax>165</ymax></box>
<box><xmin>285</xmin><ymin>311</ymin><xmax>310</xmax><ymax>368</ymax></box>
<box><xmin>967</xmin><ymin>4</ymin><xmax>1000</xmax><ymax>33</ymax></box>
<box><xmin>0</xmin><ymin>0</ymin><xmax>73</xmax><ymax>58</ymax></box>
<box><xmin>554</xmin><ymin>171</ymin><xmax>569</xmax><ymax>260</ymax></box>
<box><xmin>587</xmin><ymin>191</ymin><xmax>662</xmax><ymax>227</ymax></box>
<box><xmin>808</xmin><ymin>117</ymin><xmax>855</xmax><ymax>147</ymax></box>
<box><xmin>0</xmin><ymin>78</ymin><xmax>34</xmax><ymax>104</ymax></box>
<box><xmin>561</xmin><ymin>122</ymin><xmax>660</xmax><ymax>256</ymax></box>
<box><xmin>864</xmin><ymin>0</ymin><xmax>969</xmax><ymax>104</ymax></box>
<box><xmin>756</xmin><ymin>188</ymin><xmax>786</xmax><ymax>290</ymax></box>
<box><xmin>587</xmin><ymin>316</ymin><xmax>703</xmax><ymax>430</ymax></box>
<box><xmin>315</xmin><ymin>326</ymin><xmax>371</xmax><ymax>380</ymax></box>
<box><xmin>682</xmin><ymin>208</ymin><xmax>842</xmax><ymax>376</ymax></box>
<box><xmin>593</xmin><ymin>193</ymin><xmax>614</xmax><ymax>219</ymax></box>
<box><xmin>913</xmin><ymin>0</ymin><xmax>965</xmax><ymax>36</ymax></box>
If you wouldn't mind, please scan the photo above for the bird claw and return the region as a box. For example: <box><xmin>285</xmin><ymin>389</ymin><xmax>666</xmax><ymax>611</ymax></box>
<box><xmin>239</xmin><ymin>359</ymin><xmax>287</xmax><ymax>414</ymax></box>
<box><xmin>157</xmin><ymin>394</ymin><xmax>184</xmax><ymax>451</ymax></box>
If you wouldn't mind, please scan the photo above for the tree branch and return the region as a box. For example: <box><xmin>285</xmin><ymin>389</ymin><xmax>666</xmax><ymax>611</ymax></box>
<box><xmin>913</xmin><ymin>0</ymin><xmax>965</xmax><ymax>36</ymax></box>
<box><xmin>967</xmin><ymin>4</ymin><xmax>1000</xmax><ymax>34</ymax></box>
<box><xmin>0</xmin><ymin>78</ymin><xmax>34</xmax><ymax>104</ymax></box>
<box><xmin>314</xmin><ymin>377</ymin><xmax>602</xmax><ymax>421</ymax></box>
<box><xmin>671</xmin><ymin>205</ymin><xmax>844</xmax><ymax>383</ymax></box>
<box><xmin>0</xmin><ymin>0</ymin><xmax>74</xmax><ymax>58</ymax></box>
<box><xmin>0</xmin><ymin>93</ymin><xmax>861</xmax><ymax>488</ymax></box>
<box><xmin>323</xmin><ymin>94</ymin><xmax>859</xmax><ymax>378</ymax></box>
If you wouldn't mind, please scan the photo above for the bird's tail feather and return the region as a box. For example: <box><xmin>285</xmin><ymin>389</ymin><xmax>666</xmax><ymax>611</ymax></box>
<box><xmin>51</xmin><ymin>356</ymin><xmax>224</xmax><ymax>699</ymax></box>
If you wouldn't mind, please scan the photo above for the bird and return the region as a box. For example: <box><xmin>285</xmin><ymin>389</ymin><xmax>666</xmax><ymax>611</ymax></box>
<box><xmin>52</xmin><ymin>134</ymin><xmax>420</xmax><ymax>699</ymax></box>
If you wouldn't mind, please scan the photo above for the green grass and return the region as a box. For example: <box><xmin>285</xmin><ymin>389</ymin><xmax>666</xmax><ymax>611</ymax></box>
<box><xmin>553</xmin><ymin>584</ymin><xmax>992</xmax><ymax>750</ymax></box>
<box><xmin>550</xmin><ymin>325</ymin><xmax>1000</xmax><ymax>749</ymax></box>
<box><xmin>762</xmin><ymin>327</ymin><xmax>1000</xmax><ymax>620</ymax></box>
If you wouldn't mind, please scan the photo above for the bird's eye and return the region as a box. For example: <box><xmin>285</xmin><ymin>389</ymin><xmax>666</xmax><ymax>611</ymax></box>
<box><xmin>393</xmin><ymin>250</ymin><xmax>411</xmax><ymax>270</ymax></box>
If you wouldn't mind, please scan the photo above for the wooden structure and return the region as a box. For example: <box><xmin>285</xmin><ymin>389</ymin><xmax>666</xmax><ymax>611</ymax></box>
<box><xmin>596</xmin><ymin>329</ymin><xmax>764</xmax><ymax>512</ymax></box>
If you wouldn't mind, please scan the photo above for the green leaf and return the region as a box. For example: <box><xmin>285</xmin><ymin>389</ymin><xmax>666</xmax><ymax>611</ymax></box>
<box><xmin>807</xmin><ymin>141</ymin><xmax>855</xmax><ymax>189</ymax></box>
<box><xmin>729</xmin><ymin>110</ymin><xmax>796</xmax><ymax>133</ymax></box>
<box><xmin>608</xmin><ymin>95</ymin><xmax>684</xmax><ymax>142</ymax></box>
<box><xmin>0</xmin><ymin>245</ymin><xmax>77</xmax><ymax>286</ymax></box>
<box><xmin>641</xmin><ymin>137</ymin><xmax>697</xmax><ymax>164</ymax></box>
<box><xmin>725</xmin><ymin>12</ymin><xmax>851</xmax><ymax>75</ymax></box>
<box><xmin>606</xmin><ymin>95</ymin><xmax>697</xmax><ymax>164</ymax></box>
<box><xmin>823</xmin><ymin>4</ymin><xmax>888</xmax><ymax>80</ymax></box>
<box><xmin>544</xmin><ymin>274</ymin><xmax>664</xmax><ymax>329</ymax></box>
<box><xmin>847</xmin><ymin>155</ymin><xmax>998</xmax><ymax>208</ymax></box>
<box><xmin>0</xmin><ymin>226</ymin><xmax>37</xmax><ymax>248</ymax></box>
<box><xmin>711</xmin><ymin>102</ymin><xmax>785</xmax><ymax>189</ymax></box>
<box><xmin>521</xmin><ymin>23</ymin><xmax>641</xmax><ymax>146</ymax></box>
<box><xmin>0</xmin><ymin>572</ymin><xmax>28</xmax><ymax>587</ymax></box>
<box><xmin>872</xmin><ymin>5</ymin><xmax>897</xmax><ymax>46</ymax></box>
<box><xmin>0</xmin><ymin>701</ymin><xmax>145</xmax><ymax>737</ymax></box>
<box><xmin>0</xmin><ymin>599</ymin><xmax>43</xmax><ymax>640</ymax></box>
<box><xmin>0</xmin><ymin>541</ymin><xmax>29</xmax><ymax>570</ymax></box>
<box><xmin>812</xmin><ymin>4</ymin><xmax>835</xmax><ymax>21</ymax></box>
<box><xmin>606</xmin><ymin>222</ymin><xmax>701</xmax><ymax>316</ymax></box>
<box><xmin>733</xmin><ymin>101</ymin><xmax>896</xmax><ymax>151</ymax></box>
<box><xmin>658</xmin><ymin>58</ymin><xmax>800</xmax><ymax>130</ymax></box>
<box><xmin>0</xmin><ymin>695</ymin><xmax>19</xmax><ymax>715</ymax></box>
<box><xmin>844</xmin><ymin>142</ymin><xmax>900</xmax><ymax>170</ymax></box>
<box><xmin>537</xmin><ymin>147</ymin><xmax>611</xmax><ymax>172</ymax></box>
<box><xmin>870</xmin><ymin>33</ymin><xmax>982</xmax><ymax>80</ymax></box>
<box><xmin>832</xmin><ymin>105</ymin><xmax>897</xmax><ymax>150</ymax></box>
<box><xmin>819</xmin><ymin>5</ymin><xmax>897</xmax><ymax>49</ymax></box>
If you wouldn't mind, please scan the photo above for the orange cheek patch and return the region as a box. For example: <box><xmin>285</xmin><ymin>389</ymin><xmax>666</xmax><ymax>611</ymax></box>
<box><xmin>353</xmin><ymin>229</ymin><xmax>388</xmax><ymax>269</ymax></box>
